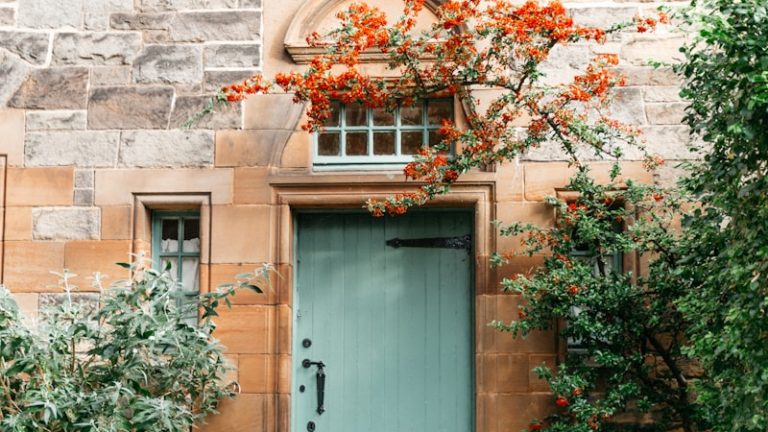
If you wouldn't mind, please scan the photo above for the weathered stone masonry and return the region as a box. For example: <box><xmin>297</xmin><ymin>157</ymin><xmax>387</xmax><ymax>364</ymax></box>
<box><xmin>0</xmin><ymin>0</ymin><xmax>690</xmax><ymax>430</ymax></box>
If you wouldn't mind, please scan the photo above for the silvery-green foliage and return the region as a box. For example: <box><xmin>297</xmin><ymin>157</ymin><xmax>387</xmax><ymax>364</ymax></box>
<box><xmin>0</xmin><ymin>261</ymin><xmax>264</xmax><ymax>431</ymax></box>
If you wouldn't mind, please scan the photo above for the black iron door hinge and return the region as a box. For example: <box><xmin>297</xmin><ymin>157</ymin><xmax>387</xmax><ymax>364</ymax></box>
<box><xmin>385</xmin><ymin>234</ymin><xmax>472</xmax><ymax>252</ymax></box>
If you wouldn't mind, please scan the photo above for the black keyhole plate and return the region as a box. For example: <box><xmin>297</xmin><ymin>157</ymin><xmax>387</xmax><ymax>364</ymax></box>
<box><xmin>302</xmin><ymin>338</ymin><xmax>312</xmax><ymax>348</ymax></box>
<box><xmin>307</xmin><ymin>421</ymin><xmax>316</xmax><ymax>431</ymax></box>
<box><xmin>299</xmin><ymin>385</ymin><xmax>306</xmax><ymax>392</ymax></box>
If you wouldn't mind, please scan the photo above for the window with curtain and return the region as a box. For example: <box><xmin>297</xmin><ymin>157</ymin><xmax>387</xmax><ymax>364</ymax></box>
<box><xmin>152</xmin><ymin>211</ymin><xmax>201</xmax><ymax>321</ymax></box>
<box><xmin>314</xmin><ymin>98</ymin><xmax>454</xmax><ymax>169</ymax></box>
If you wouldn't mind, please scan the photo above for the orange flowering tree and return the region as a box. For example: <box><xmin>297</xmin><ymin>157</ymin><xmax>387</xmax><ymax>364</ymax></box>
<box><xmin>212</xmin><ymin>0</ymin><xmax>705</xmax><ymax>430</ymax></box>
<box><xmin>220</xmin><ymin>0</ymin><xmax>668</xmax><ymax>215</ymax></box>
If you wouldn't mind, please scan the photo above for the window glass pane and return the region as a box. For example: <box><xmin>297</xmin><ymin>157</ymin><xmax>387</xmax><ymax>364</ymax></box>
<box><xmin>346</xmin><ymin>132</ymin><xmax>368</xmax><ymax>155</ymax></box>
<box><xmin>181</xmin><ymin>257</ymin><xmax>200</xmax><ymax>294</ymax></box>
<box><xmin>183</xmin><ymin>218</ymin><xmax>200</xmax><ymax>253</ymax></box>
<box><xmin>179</xmin><ymin>257</ymin><xmax>199</xmax><ymax>325</ymax></box>
<box><xmin>372</xmin><ymin>107</ymin><xmax>394</xmax><ymax>126</ymax></box>
<box><xmin>324</xmin><ymin>100</ymin><xmax>341</xmax><ymax>127</ymax></box>
<box><xmin>346</xmin><ymin>103</ymin><xmax>367</xmax><ymax>126</ymax></box>
<box><xmin>401</xmin><ymin>131</ymin><xmax>424</xmax><ymax>154</ymax></box>
<box><xmin>428</xmin><ymin>130</ymin><xmax>443</xmax><ymax>147</ymax></box>
<box><xmin>428</xmin><ymin>99</ymin><xmax>453</xmax><ymax>125</ymax></box>
<box><xmin>318</xmin><ymin>133</ymin><xmax>340</xmax><ymax>156</ymax></box>
<box><xmin>373</xmin><ymin>132</ymin><xmax>396</xmax><ymax>155</ymax></box>
<box><xmin>162</xmin><ymin>257</ymin><xmax>177</xmax><ymax>280</ymax></box>
<box><xmin>567</xmin><ymin>306</ymin><xmax>587</xmax><ymax>352</ymax></box>
<box><xmin>401</xmin><ymin>105</ymin><xmax>423</xmax><ymax>125</ymax></box>
<box><xmin>161</xmin><ymin>219</ymin><xmax>179</xmax><ymax>253</ymax></box>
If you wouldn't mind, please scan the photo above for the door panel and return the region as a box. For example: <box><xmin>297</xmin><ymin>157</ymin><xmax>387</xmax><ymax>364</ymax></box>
<box><xmin>294</xmin><ymin>212</ymin><xmax>473</xmax><ymax>432</ymax></box>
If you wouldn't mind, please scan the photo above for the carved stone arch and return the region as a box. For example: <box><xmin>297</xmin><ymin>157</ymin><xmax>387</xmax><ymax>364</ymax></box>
<box><xmin>284</xmin><ymin>0</ymin><xmax>443</xmax><ymax>63</ymax></box>
<box><xmin>241</xmin><ymin>94</ymin><xmax>307</xmax><ymax>168</ymax></box>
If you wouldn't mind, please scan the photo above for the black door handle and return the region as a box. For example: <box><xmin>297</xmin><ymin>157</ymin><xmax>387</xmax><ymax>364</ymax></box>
<box><xmin>302</xmin><ymin>359</ymin><xmax>326</xmax><ymax>415</ymax></box>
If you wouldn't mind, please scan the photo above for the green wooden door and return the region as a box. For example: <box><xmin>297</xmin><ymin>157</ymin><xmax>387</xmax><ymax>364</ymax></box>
<box><xmin>293</xmin><ymin>211</ymin><xmax>473</xmax><ymax>432</ymax></box>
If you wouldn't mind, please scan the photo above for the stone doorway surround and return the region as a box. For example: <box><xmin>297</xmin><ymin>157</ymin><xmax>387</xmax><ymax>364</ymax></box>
<box><xmin>269</xmin><ymin>176</ymin><xmax>494</xmax><ymax>432</ymax></box>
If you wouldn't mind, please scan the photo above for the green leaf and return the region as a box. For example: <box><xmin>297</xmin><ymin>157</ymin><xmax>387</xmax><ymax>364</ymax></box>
<box><xmin>240</xmin><ymin>284</ymin><xmax>263</xmax><ymax>294</ymax></box>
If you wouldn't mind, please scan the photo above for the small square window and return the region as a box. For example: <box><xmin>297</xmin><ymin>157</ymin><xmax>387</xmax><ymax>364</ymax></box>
<box><xmin>428</xmin><ymin>99</ymin><xmax>453</xmax><ymax>125</ymax></box>
<box><xmin>313</xmin><ymin>98</ymin><xmax>454</xmax><ymax>168</ymax></box>
<box><xmin>401</xmin><ymin>131</ymin><xmax>424</xmax><ymax>155</ymax></box>
<box><xmin>345</xmin><ymin>103</ymin><xmax>367</xmax><ymax>126</ymax></box>
<box><xmin>372</xmin><ymin>107</ymin><xmax>395</xmax><ymax>126</ymax></box>
<box><xmin>401</xmin><ymin>105</ymin><xmax>423</xmax><ymax>125</ymax></box>
<box><xmin>345</xmin><ymin>132</ymin><xmax>368</xmax><ymax>155</ymax></box>
<box><xmin>323</xmin><ymin>101</ymin><xmax>341</xmax><ymax>127</ymax></box>
<box><xmin>318</xmin><ymin>133</ymin><xmax>341</xmax><ymax>156</ymax></box>
<box><xmin>373</xmin><ymin>132</ymin><xmax>396</xmax><ymax>155</ymax></box>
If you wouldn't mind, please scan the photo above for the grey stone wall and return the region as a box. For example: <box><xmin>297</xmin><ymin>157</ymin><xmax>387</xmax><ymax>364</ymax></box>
<box><xmin>0</xmin><ymin>0</ymin><xmax>261</xmax><ymax>172</ymax></box>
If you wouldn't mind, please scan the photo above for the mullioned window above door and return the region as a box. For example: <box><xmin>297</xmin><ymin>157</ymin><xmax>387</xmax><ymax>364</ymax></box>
<box><xmin>314</xmin><ymin>98</ymin><xmax>454</xmax><ymax>170</ymax></box>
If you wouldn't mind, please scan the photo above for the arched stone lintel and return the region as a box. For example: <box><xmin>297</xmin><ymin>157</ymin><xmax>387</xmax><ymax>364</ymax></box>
<box><xmin>284</xmin><ymin>0</ymin><xmax>444</xmax><ymax>63</ymax></box>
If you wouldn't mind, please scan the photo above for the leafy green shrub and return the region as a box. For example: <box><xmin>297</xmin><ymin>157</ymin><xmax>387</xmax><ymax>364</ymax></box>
<box><xmin>494</xmin><ymin>169</ymin><xmax>703</xmax><ymax>432</ymax></box>
<box><xmin>675</xmin><ymin>0</ymin><xmax>768</xmax><ymax>429</ymax></box>
<box><xmin>0</xmin><ymin>262</ymin><xmax>263</xmax><ymax>431</ymax></box>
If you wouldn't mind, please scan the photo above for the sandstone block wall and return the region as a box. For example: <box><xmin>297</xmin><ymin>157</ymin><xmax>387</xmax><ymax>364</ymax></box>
<box><xmin>0</xmin><ymin>0</ymin><xmax>691</xmax><ymax>430</ymax></box>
